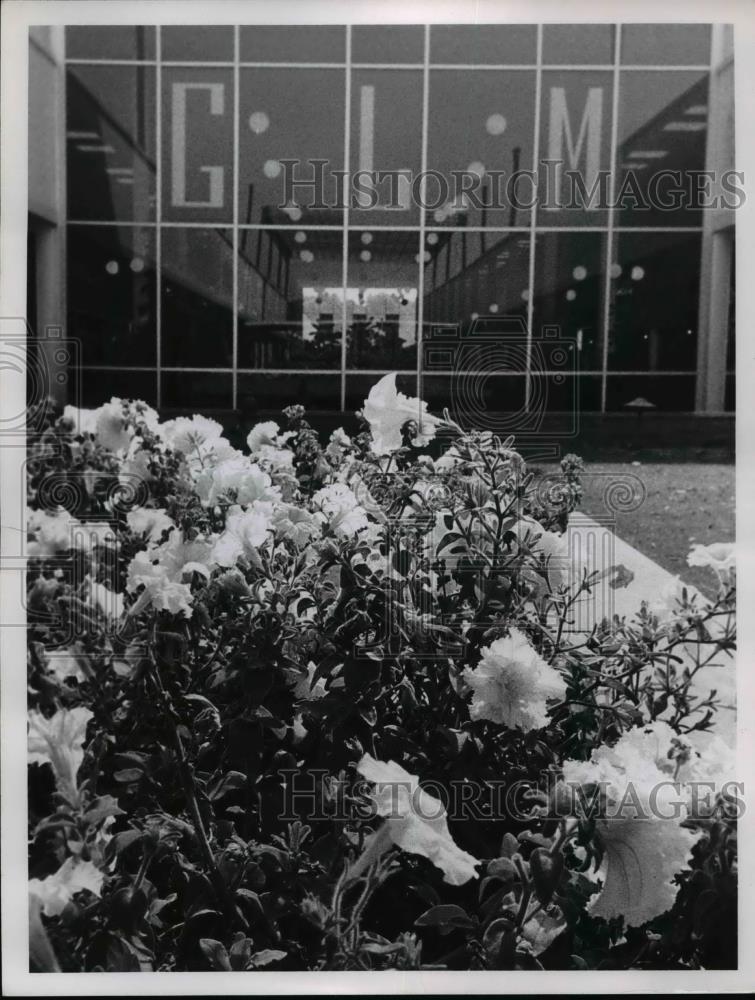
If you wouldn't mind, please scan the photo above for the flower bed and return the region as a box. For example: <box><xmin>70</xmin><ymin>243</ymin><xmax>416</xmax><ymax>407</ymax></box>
<box><xmin>26</xmin><ymin>374</ymin><xmax>737</xmax><ymax>972</ymax></box>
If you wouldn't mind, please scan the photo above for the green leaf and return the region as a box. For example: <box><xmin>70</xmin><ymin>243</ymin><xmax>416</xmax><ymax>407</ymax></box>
<box><xmin>199</xmin><ymin>938</ymin><xmax>232</xmax><ymax>971</ymax></box>
<box><xmin>250</xmin><ymin>949</ymin><xmax>287</xmax><ymax>967</ymax></box>
<box><xmin>415</xmin><ymin>904</ymin><xmax>476</xmax><ymax>933</ymax></box>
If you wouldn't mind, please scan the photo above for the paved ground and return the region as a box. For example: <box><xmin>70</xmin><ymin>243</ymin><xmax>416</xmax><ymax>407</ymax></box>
<box><xmin>543</xmin><ymin>463</ymin><xmax>736</xmax><ymax>598</ymax></box>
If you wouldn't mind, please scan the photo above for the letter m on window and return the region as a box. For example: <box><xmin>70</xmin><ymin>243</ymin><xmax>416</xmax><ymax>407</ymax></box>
<box><xmin>547</xmin><ymin>87</ymin><xmax>603</xmax><ymax>210</ymax></box>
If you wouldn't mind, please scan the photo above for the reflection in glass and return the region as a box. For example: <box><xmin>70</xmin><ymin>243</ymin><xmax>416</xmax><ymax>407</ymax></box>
<box><xmin>81</xmin><ymin>370</ymin><xmax>157</xmax><ymax>407</ymax></box>
<box><xmin>346</xmin><ymin>231</ymin><xmax>420</xmax><ymax>370</ymax></box>
<box><xmin>349</xmin><ymin>69</ymin><xmax>423</xmax><ymax>226</ymax></box>
<box><xmin>532</xmin><ymin>232</ymin><xmax>607</xmax><ymax>370</ymax></box>
<box><xmin>616</xmin><ymin>70</ymin><xmax>708</xmax><ymax>226</ymax></box>
<box><xmin>537</xmin><ymin>71</ymin><xmax>613</xmax><ymax>227</ymax></box>
<box><xmin>161</xmin><ymin>26</ymin><xmax>234</xmax><ymax>62</ymax></box>
<box><xmin>162</xmin><ymin>372</ymin><xmax>232</xmax><ymax>410</ymax></box>
<box><xmin>542</xmin><ymin>25</ymin><xmax>614</xmax><ymax>65</ymax></box>
<box><xmin>67</xmin><ymin>226</ymin><xmax>156</xmax><ymax>366</ymax></box>
<box><xmin>239</xmin><ymin>373</ymin><xmax>342</xmax><ymax>413</ymax></box>
<box><xmin>238</xmin><ymin>68</ymin><xmax>345</xmax><ymax>225</ymax></box>
<box><xmin>608</xmin><ymin>232</ymin><xmax>701</xmax><ymax>371</ymax></box>
<box><xmin>351</xmin><ymin>26</ymin><xmax>424</xmax><ymax>64</ymax></box>
<box><xmin>430</xmin><ymin>25</ymin><xmax>537</xmax><ymax>65</ymax></box>
<box><xmin>237</xmin><ymin>228</ymin><xmax>343</xmax><ymax>369</ymax></box>
<box><xmin>621</xmin><ymin>24</ymin><xmax>711</xmax><ymax>66</ymax></box>
<box><xmin>162</xmin><ymin>68</ymin><xmax>234</xmax><ymax>223</ymax></box>
<box><xmin>423</xmin><ymin>232</ymin><xmax>530</xmax><ymax>345</ymax></box>
<box><xmin>67</xmin><ymin>66</ymin><xmax>156</xmax><ymax>222</ymax></box>
<box><xmin>426</xmin><ymin>70</ymin><xmax>535</xmax><ymax>228</ymax></box>
<box><xmin>161</xmin><ymin>228</ymin><xmax>234</xmax><ymax>367</ymax></box>
<box><xmin>240</xmin><ymin>26</ymin><xmax>345</xmax><ymax>63</ymax></box>
<box><xmin>605</xmin><ymin>375</ymin><xmax>695</xmax><ymax>411</ymax></box>
<box><xmin>65</xmin><ymin>26</ymin><xmax>155</xmax><ymax>61</ymax></box>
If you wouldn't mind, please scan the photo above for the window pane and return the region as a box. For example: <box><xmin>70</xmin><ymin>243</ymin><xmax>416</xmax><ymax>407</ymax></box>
<box><xmin>345</xmin><ymin>230</ymin><xmax>419</xmax><ymax>370</ymax></box>
<box><xmin>616</xmin><ymin>70</ymin><xmax>709</xmax><ymax>226</ymax></box>
<box><xmin>538</xmin><ymin>70</ymin><xmax>613</xmax><ymax>226</ymax></box>
<box><xmin>345</xmin><ymin>373</ymin><xmax>417</xmax><ymax>411</ymax></box>
<box><xmin>532</xmin><ymin>231</ymin><xmax>607</xmax><ymax>371</ymax></box>
<box><xmin>161</xmin><ymin>228</ymin><xmax>234</xmax><ymax>367</ymax></box>
<box><xmin>237</xmin><ymin>228</ymin><xmax>343</xmax><ymax>369</ymax></box>
<box><xmin>426</xmin><ymin>70</ymin><xmax>536</xmax><ymax>228</ymax></box>
<box><xmin>81</xmin><ymin>370</ymin><xmax>157</xmax><ymax>407</ymax></box>
<box><xmin>351</xmin><ymin>26</ymin><xmax>424</xmax><ymax>64</ymax></box>
<box><xmin>240</xmin><ymin>26</ymin><xmax>345</xmax><ymax>63</ymax></box>
<box><xmin>161</xmin><ymin>26</ymin><xmax>234</xmax><ymax>62</ymax></box>
<box><xmin>430</xmin><ymin>25</ymin><xmax>537</xmax><ymax>65</ymax></box>
<box><xmin>422</xmin><ymin>231</ymin><xmax>530</xmax><ymax>340</ymax></box>
<box><xmin>239</xmin><ymin>373</ymin><xmax>342</xmax><ymax>412</ymax></box>
<box><xmin>621</xmin><ymin>24</ymin><xmax>711</xmax><ymax>65</ymax></box>
<box><xmin>349</xmin><ymin>69</ymin><xmax>423</xmax><ymax>226</ymax></box>
<box><xmin>607</xmin><ymin>232</ymin><xmax>701</xmax><ymax>371</ymax></box>
<box><xmin>65</xmin><ymin>26</ymin><xmax>155</xmax><ymax>60</ymax></box>
<box><xmin>162</xmin><ymin>372</ymin><xmax>232</xmax><ymax>410</ymax></box>
<box><xmin>162</xmin><ymin>68</ymin><xmax>234</xmax><ymax>223</ymax></box>
<box><xmin>542</xmin><ymin>25</ymin><xmax>615</xmax><ymax>65</ymax></box>
<box><xmin>67</xmin><ymin>65</ymin><xmax>156</xmax><ymax>222</ymax></box>
<box><xmin>67</xmin><ymin>226</ymin><xmax>156</xmax><ymax>366</ymax></box>
<box><xmin>605</xmin><ymin>375</ymin><xmax>696</xmax><ymax>411</ymax></box>
<box><xmin>238</xmin><ymin>68</ymin><xmax>345</xmax><ymax>225</ymax></box>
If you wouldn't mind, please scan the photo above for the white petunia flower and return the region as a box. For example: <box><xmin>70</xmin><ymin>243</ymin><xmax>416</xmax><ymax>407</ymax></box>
<box><xmin>63</xmin><ymin>404</ymin><xmax>98</xmax><ymax>437</ymax></box>
<box><xmin>94</xmin><ymin>399</ymin><xmax>132</xmax><ymax>453</ymax></box>
<box><xmin>256</xmin><ymin>443</ymin><xmax>295</xmax><ymax>472</ymax></box>
<box><xmin>126</xmin><ymin>532</ymin><xmax>213</xmax><ymax>617</ymax></box>
<box><xmin>159</xmin><ymin>414</ymin><xmax>224</xmax><ymax>455</ymax></box>
<box><xmin>687</xmin><ymin>542</ymin><xmax>735</xmax><ymax>583</ymax></box>
<box><xmin>201</xmin><ymin>457</ymin><xmax>281</xmax><ymax>507</ymax></box>
<box><xmin>127</xmin><ymin>507</ymin><xmax>176</xmax><ymax>546</ymax></box>
<box><xmin>211</xmin><ymin>503</ymin><xmax>273</xmax><ymax>567</ymax></box>
<box><xmin>361</xmin><ymin>373</ymin><xmax>441</xmax><ymax>455</ymax></box>
<box><xmin>28</xmin><ymin>706</ymin><xmax>93</xmax><ymax>804</ymax></box>
<box><xmin>29</xmin><ymin>857</ymin><xmax>104</xmax><ymax>917</ymax></box>
<box><xmin>312</xmin><ymin>483</ymin><xmax>369</xmax><ymax>537</ymax></box>
<box><xmin>293</xmin><ymin>661</ymin><xmax>327</xmax><ymax>701</ymax></box>
<box><xmin>463</xmin><ymin>629</ymin><xmax>566</xmax><ymax>731</ymax></box>
<box><xmin>27</xmin><ymin>508</ymin><xmax>76</xmax><ymax>556</ymax></box>
<box><xmin>272</xmin><ymin>503</ymin><xmax>321</xmax><ymax>548</ymax></box>
<box><xmin>246</xmin><ymin>420</ymin><xmax>281</xmax><ymax>453</ymax></box>
<box><xmin>562</xmin><ymin>723</ymin><xmax>703</xmax><ymax>928</ymax></box>
<box><xmin>352</xmin><ymin>755</ymin><xmax>479</xmax><ymax>886</ymax></box>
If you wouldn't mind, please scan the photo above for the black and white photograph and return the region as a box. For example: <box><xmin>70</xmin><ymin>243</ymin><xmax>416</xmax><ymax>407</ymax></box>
<box><xmin>1</xmin><ymin>0</ymin><xmax>753</xmax><ymax>993</ymax></box>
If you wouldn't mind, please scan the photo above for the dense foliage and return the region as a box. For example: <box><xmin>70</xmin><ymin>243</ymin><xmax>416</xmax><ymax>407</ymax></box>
<box><xmin>26</xmin><ymin>376</ymin><xmax>737</xmax><ymax>972</ymax></box>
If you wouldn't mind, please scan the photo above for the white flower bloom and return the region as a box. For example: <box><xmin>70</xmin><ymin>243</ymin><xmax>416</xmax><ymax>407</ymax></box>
<box><xmin>272</xmin><ymin>503</ymin><xmax>321</xmax><ymax>547</ymax></box>
<box><xmin>312</xmin><ymin>483</ymin><xmax>369</xmax><ymax>537</ymax></box>
<box><xmin>28</xmin><ymin>706</ymin><xmax>93</xmax><ymax>803</ymax></box>
<box><xmin>463</xmin><ymin>629</ymin><xmax>566</xmax><ymax>731</ymax></box>
<box><xmin>29</xmin><ymin>857</ymin><xmax>104</xmax><ymax>917</ymax></box>
<box><xmin>95</xmin><ymin>399</ymin><xmax>132</xmax><ymax>453</ymax></box>
<box><xmin>562</xmin><ymin>723</ymin><xmax>703</xmax><ymax>928</ymax></box>
<box><xmin>256</xmin><ymin>443</ymin><xmax>295</xmax><ymax>472</ymax></box>
<box><xmin>47</xmin><ymin>644</ymin><xmax>89</xmax><ymax>683</ymax></box>
<box><xmin>246</xmin><ymin>420</ymin><xmax>281</xmax><ymax>453</ymax></box>
<box><xmin>353</xmin><ymin>754</ymin><xmax>479</xmax><ymax>886</ymax></box>
<box><xmin>63</xmin><ymin>404</ymin><xmax>98</xmax><ymax>437</ymax></box>
<box><xmin>687</xmin><ymin>542</ymin><xmax>735</xmax><ymax>580</ymax></box>
<box><xmin>159</xmin><ymin>414</ymin><xmax>224</xmax><ymax>455</ymax></box>
<box><xmin>127</xmin><ymin>507</ymin><xmax>176</xmax><ymax>546</ymax></box>
<box><xmin>126</xmin><ymin>532</ymin><xmax>213</xmax><ymax>617</ymax></box>
<box><xmin>361</xmin><ymin>373</ymin><xmax>440</xmax><ymax>454</ymax></box>
<box><xmin>27</xmin><ymin>508</ymin><xmax>76</xmax><ymax>556</ymax></box>
<box><xmin>83</xmin><ymin>576</ymin><xmax>124</xmax><ymax>624</ymax></box>
<box><xmin>211</xmin><ymin>503</ymin><xmax>273</xmax><ymax>567</ymax></box>
<box><xmin>202</xmin><ymin>457</ymin><xmax>281</xmax><ymax>507</ymax></box>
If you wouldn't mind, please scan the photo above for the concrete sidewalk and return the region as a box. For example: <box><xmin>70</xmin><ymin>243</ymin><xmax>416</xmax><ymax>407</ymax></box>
<box><xmin>566</xmin><ymin>514</ymin><xmax>735</xmax><ymax>746</ymax></box>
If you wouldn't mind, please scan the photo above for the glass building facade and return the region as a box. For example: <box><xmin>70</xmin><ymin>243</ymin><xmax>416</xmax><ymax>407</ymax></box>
<box><xmin>28</xmin><ymin>24</ymin><xmax>736</xmax><ymax>416</ymax></box>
